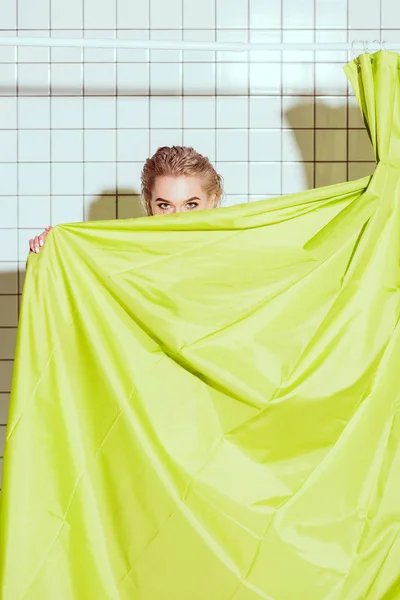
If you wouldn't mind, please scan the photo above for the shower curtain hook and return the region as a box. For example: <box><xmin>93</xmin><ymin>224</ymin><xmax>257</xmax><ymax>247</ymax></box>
<box><xmin>351</xmin><ymin>40</ymin><xmax>363</xmax><ymax>59</ymax></box>
<box><xmin>381</xmin><ymin>40</ymin><xmax>387</xmax><ymax>51</ymax></box>
<box><xmin>362</xmin><ymin>40</ymin><xmax>370</xmax><ymax>54</ymax></box>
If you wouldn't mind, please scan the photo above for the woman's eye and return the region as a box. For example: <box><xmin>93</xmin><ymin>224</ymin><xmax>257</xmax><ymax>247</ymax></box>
<box><xmin>159</xmin><ymin>204</ymin><xmax>170</xmax><ymax>210</ymax></box>
<box><xmin>187</xmin><ymin>202</ymin><xmax>199</xmax><ymax>209</ymax></box>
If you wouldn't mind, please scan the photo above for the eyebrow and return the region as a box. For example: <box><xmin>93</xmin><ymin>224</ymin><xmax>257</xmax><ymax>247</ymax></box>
<box><xmin>155</xmin><ymin>196</ymin><xmax>200</xmax><ymax>203</ymax></box>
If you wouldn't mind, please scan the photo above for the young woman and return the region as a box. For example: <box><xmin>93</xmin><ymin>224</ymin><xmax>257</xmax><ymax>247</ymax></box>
<box><xmin>29</xmin><ymin>146</ymin><xmax>224</xmax><ymax>253</ymax></box>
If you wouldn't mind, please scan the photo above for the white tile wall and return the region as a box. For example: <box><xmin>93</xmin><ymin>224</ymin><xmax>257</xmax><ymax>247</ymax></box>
<box><xmin>0</xmin><ymin>0</ymin><xmax>392</xmax><ymax>483</ymax></box>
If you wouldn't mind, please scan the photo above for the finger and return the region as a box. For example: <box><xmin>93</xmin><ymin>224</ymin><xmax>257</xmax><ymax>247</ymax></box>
<box><xmin>34</xmin><ymin>236</ymin><xmax>40</xmax><ymax>254</ymax></box>
<box><xmin>45</xmin><ymin>226</ymin><xmax>52</xmax><ymax>232</ymax></box>
<box><xmin>29</xmin><ymin>239</ymin><xmax>34</xmax><ymax>252</ymax></box>
<box><xmin>39</xmin><ymin>233</ymin><xmax>46</xmax><ymax>247</ymax></box>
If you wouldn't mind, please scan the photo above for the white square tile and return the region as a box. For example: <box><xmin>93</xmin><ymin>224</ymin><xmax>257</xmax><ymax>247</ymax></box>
<box><xmin>216</xmin><ymin>130</ymin><xmax>248</xmax><ymax>162</ymax></box>
<box><xmin>182</xmin><ymin>130</ymin><xmax>216</xmax><ymax>162</ymax></box>
<box><xmin>184</xmin><ymin>97</ymin><xmax>215</xmax><ymax>128</ymax></box>
<box><xmin>0</xmin><ymin>198</ymin><xmax>17</xmax><ymax>228</ymax></box>
<box><xmin>18</xmin><ymin>130</ymin><xmax>50</xmax><ymax>162</ymax></box>
<box><xmin>51</xmin><ymin>64</ymin><xmax>82</xmax><ymax>96</ymax></box>
<box><xmin>18</xmin><ymin>163</ymin><xmax>50</xmax><ymax>195</ymax></box>
<box><xmin>18</xmin><ymin>0</ymin><xmax>49</xmax><ymax>28</ymax></box>
<box><xmin>84</xmin><ymin>0</ymin><xmax>116</xmax><ymax>28</ymax></box>
<box><xmin>216</xmin><ymin>29</ymin><xmax>247</xmax><ymax>63</ymax></box>
<box><xmin>83</xmin><ymin>32</ymin><xmax>116</xmax><ymax>64</ymax></box>
<box><xmin>0</xmin><ymin>65</ymin><xmax>16</xmax><ymax>96</ymax></box>
<box><xmin>116</xmin><ymin>30</ymin><xmax>149</xmax><ymax>63</ymax></box>
<box><xmin>85</xmin><ymin>97</ymin><xmax>116</xmax><ymax>129</ymax></box>
<box><xmin>117</xmin><ymin>0</ymin><xmax>149</xmax><ymax>28</ymax></box>
<box><xmin>150</xmin><ymin>30</ymin><xmax>182</xmax><ymax>63</ymax></box>
<box><xmin>51</xmin><ymin>130</ymin><xmax>83</xmax><ymax>162</ymax></box>
<box><xmin>150</xmin><ymin>130</ymin><xmax>183</xmax><ymax>155</ymax></box>
<box><xmin>223</xmin><ymin>195</ymin><xmax>248</xmax><ymax>207</ymax></box>
<box><xmin>283</xmin><ymin>130</ymin><xmax>314</xmax><ymax>161</ymax></box>
<box><xmin>117</xmin><ymin>63</ymin><xmax>149</xmax><ymax>96</ymax></box>
<box><xmin>282</xmin><ymin>0</ymin><xmax>314</xmax><ymax>27</ymax></box>
<box><xmin>217</xmin><ymin>97</ymin><xmax>248</xmax><ymax>128</ymax></box>
<box><xmin>85</xmin><ymin>64</ymin><xmax>116</xmax><ymax>96</ymax></box>
<box><xmin>348</xmin><ymin>162</ymin><xmax>374</xmax><ymax>180</ymax></box>
<box><xmin>316</xmin><ymin>64</ymin><xmax>347</xmax><ymax>95</ymax></box>
<box><xmin>348</xmin><ymin>130</ymin><xmax>375</xmax><ymax>162</ymax></box>
<box><xmin>250</xmin><ymin>97</ymin><xmax>281</xmax><ymax>128</ymax></box>
<box><xmin>117</xmin><ymin>195</ymin><xmax>145</xmax><ymax>219</ymax></box>
<box><xmin>150</xmin><ymin>97</ymin><xmax>182</xmax><ymax>129</ymax></box>
<box><xmin>0</xmin><ymin>266</ymin><xmax>18</xmax><ymax>294</ymax></box>
<box><xmin>183</xmin><ymin>63</ymin><xmax>215</xmax><ymax>95</ymax></box>
<box><xmin>183</xmin><ymin>30</ymin><xmax>214</xmax><ymax>63</ymax></box>
<box><xmin>84</xmin><ymin>196</ymin><xmax>116</xmax><ymax>221</ymax></box>
<box><xmin>315</xmin><ymin>163</ymin><xmax>347</xmax><ymax>187</ymax></box>
<box><xmin>217</xmin><ymin>0</ymin><xmax>248</xmax><ymax>27</ymax></box>
<box><xmin>349</xmin><ymin>0</ymin><xmax>380</xmax><ymax>28</ymax></box>
<box><xmin>0</xmin><ymin>329</ymin><xmax>17</xmax><ymax>360</ymax></box>
<box><xmin>151</xmin><ymin>63</ymin><xmax>182</xmax><ymax>96</ymax></box>
<box><xmin>283</xmin><ymin>97</ymin><xmax>314</xmax><ymax>128</ymax></box>
<box><xmin>117</xmin><ymin>97</ymin><xmax>148</xmax><ymax>129</ymax></box>
<box><xmin>0</xmin><ymin>131</ymin><xmax>17</xmax><ymax>162</ymax></box>
<box><xmin>217</xmin><ymin>63</ymin><xmax>248</xmax><ymax>95</ymax></box>
<box><xmin>250</xmin><ymin>130</ymin><xmax>282</xmax><ymax>162</ymax></box>
<box><xmin>117</xmin><ymin>130</ymin><xmax>150</xmax><ymax>162</ymax></box>
<box><xmin>51</xmin><ymin>196</ymin><xmax>84</xmax><ymax>225</ymax></box>
<box><xmin>19</xmin><ymin>97</ymin><xmax>50</xmax><ymax>128</ymax></box>
<box><xmin>150</xmin><ymin>0</ymin><xmax>182</xmax><ymax>28</ymax></box>
<box><xmin>0</xmin><ymin>32</ymin><xmax>16</xmax><ymax>64</ymax></box>
<box><xmin>0</xmin><ymin>231</ymin><xmax>17</xmax><ymax>261</ymax></box>
<box><xmin>250</xmin><ymin>64</ymin><xmax>281</xmax><ymax>95</ymax></box>
<box><xmin>316</xmin><ymin>0</ymin><xmax>347</xmax><ymax>28</ymax></box>
<box><xmin>84</xmin><ymin>130</ymin><xmax>116</xmax><ymax>162</ymax></box>
<box><xmin>0</xmin><ymin>297</ymin><xmax>18</xmax><ymax>327</ymax></box>
<box><xmin>316</xmin><ymin>97</ymin><xmax>347</xmax><ymax>128</ymax></box>
<box><xmin>51</xmin><ymin>97</ymin><xmax>83</xmax><ymax>128</ymax></box>
<box><xmin>382</xmin><ymin>0</ymin><xmax>400</xmax><ymax>27</ymax></box>
<box><xmin>0</xmin><ymin>164</ymin><xmax>17</xmax><ymax>195</ymax></box>
<box><xmin>282</xmin><ymin>162</ymin><xmax>313</xmax><ymax>194</ymax></box>
<box><xmin>0</xmin><ymin>0</ymin><xmax>16</xmax><ymax>28</ymax></box>
<box><xmin>249</xmin><ymin>195</ymin><xmax>276</xmax><ymax>203</ymax></box>
<box><xmin>216</xmin><ymin>162</ymin><xmax>248</xmax><ymax>194</ymax></box>
<box><xmin>183</xmin><ymin>0</ymin><xmax>215</xmax><ymax>28</ymax></box>
<box><xmin>0</xmin><ymin>98</ymin><xmax>17</xmax><ymax>129</ymax></box>
<box><xmin>85</xmin><ymin>163</ymin><xmax>116</xmax><ymax>196</ymax></box>
<box><xmin>283</xmin><ymin>63</ymin><xmax>314</xmax><ymax>94</ymax></box>
<box><xmin>117</xmin><ymin>162</ymin><xmax>143</xmax><ymax>193</ymax></box>
<box><xmin>18</xmin><ymin>64</ymin><xmax>49</xmax><ymax>96</ymax></box>
<box><xmin>18</xmin><ymin>196</ymin><xmax>50</xmax><ymax>228</ymax></box>
<box><xmin>315</xmin><ymin>30</ymin><xmax>347</xmax><ymax>64</ymax></box>
<box><xmin>249</xmin><ymin>163</ymin><xmax>281</xmax><ymax>195</ymax></box>
<box><xmin>52</xmin><ymin>163</ymin><xmax>83</xmax><ymax>195</ymax></box>
<box><xmin>17</xmin><ymin>31</ymin><xmax>50</xmax><ymax>63</ymax></box>
<box><xmin>250</xmin><ymin>0</ymin><xmax>281</xmax><ymax>28</ymax></box>
<box><xmin>250</xmin><ymin>30</ymin><xmax>281</xmax><ymax>63</ymax></box>
<box><xmin>282</xmin><ymin>30</ymin><xmax>313</xmax><ymax>63</ymax></box>
<box><xmin>316</xmin><ymin>129</ymin><xmax>347</xmax><ymax>161</ymax></box>
<box><xmin>50</xmin><ymin>31</ymin><xmax>82</xmax><ymax>64</ymax></box>
<box><xmin>348</xmin><ymin>96</ymin><xmax>364</xmax><ymax>128</ymax></box>
<box><xmin>51</xmin><ymin>0</ymin><xmax>82</xmax><ymax>28</ymax></box>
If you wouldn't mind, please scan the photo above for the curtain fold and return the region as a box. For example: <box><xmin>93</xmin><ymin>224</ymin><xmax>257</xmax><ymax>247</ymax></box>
<box><xmin>1</xmin><ymin>51</ymin><xmax>400</xmax><ymax>600</ymax></box>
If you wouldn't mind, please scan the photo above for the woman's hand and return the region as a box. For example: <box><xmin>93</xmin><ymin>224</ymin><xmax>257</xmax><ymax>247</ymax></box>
<box><xmin>29</xmin><ymin>226</ymin><xmax>52</xmax><ymax>254</ymax></box>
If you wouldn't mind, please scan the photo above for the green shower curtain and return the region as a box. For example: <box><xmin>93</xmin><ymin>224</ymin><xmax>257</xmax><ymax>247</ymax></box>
<box><xmin>1</xmin><ymin>51</ymin><xmax>400</xmax><ymax>599</ymax></box>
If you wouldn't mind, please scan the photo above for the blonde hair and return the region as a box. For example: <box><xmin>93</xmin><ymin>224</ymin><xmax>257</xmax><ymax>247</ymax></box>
<box><xmin>141</xmin><ymin>146</ymin><xmax>224</xmax><ymax>215</ymax></box>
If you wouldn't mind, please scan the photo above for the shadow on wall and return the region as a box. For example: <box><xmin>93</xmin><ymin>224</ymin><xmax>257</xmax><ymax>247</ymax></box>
<box><xmin>284</xmin><ymin>99</ymin><xmax>375</xmax><ymax>191</ymax></box>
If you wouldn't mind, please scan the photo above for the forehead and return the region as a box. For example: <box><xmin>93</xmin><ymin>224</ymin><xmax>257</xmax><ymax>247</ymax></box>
<box><xmin>152</xmin><ymin>176</ymin><xmax>205</xmax><ymax>200</ymax></box>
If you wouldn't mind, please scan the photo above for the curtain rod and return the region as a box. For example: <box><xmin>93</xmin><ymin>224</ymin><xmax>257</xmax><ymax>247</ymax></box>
<box><xmin>0</xmin><ymin>37</ymin><xmax>393</xmax><ymax>52</ymax></box>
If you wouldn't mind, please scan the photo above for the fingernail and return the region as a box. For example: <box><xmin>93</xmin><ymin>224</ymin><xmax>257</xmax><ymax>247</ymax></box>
<box><xmin>39</xmin><ymin>240</ymin><xmax>44</xmax><ymax>246</ymax></box>
<box><xmin>35</xmin><ymin>247</ymin><xmax>39</xmax><ymax>253</ymax></box>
